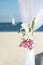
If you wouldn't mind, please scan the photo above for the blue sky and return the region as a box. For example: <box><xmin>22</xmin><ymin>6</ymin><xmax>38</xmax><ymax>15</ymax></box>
<box><xmin>0</xmin><ymin>0</ymin><xmax>43</xmax><ymax>22</ymax></box>
<box><xmin>0</xmin><ymin>0</ymin><xmax>20</xmax><ymax>22</ymax></box>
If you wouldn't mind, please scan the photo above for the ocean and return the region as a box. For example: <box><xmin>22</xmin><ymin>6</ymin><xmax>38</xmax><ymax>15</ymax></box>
<box><xmin>0</xmin><ymin>22</ymin><xmax>43</xmax><ymax>32</ymax></box>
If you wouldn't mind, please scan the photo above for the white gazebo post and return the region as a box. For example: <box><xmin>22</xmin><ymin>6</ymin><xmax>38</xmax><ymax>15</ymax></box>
<box><xmin>18</xmin><ymin>0</ymin><xmax>35</xmax><ymax>65</ymax></box>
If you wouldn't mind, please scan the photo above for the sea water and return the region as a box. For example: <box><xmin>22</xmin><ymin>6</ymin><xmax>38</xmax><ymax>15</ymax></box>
<box><xmin>0</xmin><ymin>22</ymin><xmax>43</xmax><ymax>32</ymax></box>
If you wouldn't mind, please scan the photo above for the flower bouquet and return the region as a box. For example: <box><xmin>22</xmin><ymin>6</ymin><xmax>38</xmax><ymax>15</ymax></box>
<box><xmin>18</xmin><ymin>17</ymin><xmax>35</xmax><ymax>49</ymax></box>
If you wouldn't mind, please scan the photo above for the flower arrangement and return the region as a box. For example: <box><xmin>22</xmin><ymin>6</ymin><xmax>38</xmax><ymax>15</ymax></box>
<box><xmin>18</xmin><ymin>17</ymin><xmax>35</xmax><ymax>49</ymax></box>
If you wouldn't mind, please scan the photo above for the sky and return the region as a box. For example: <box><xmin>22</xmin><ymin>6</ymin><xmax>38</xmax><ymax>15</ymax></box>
<box><xmin>0</xmin><ymin>0</ymin><xmax>20</xmax><ymax>22</ymax></box>
<box><xmin>0</xmin><ymin>0</ymin><xmax>43</xmax><ymax>22</ymax></box>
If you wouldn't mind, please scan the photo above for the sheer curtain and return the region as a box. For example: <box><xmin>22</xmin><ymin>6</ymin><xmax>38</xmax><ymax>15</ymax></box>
<box><xmin>34</xmin><ymin>8</ymin><xmax>43</xmax><ymax>31</ymax></box>
<box><xmin>18</xmin><ymin>0</ymin><xmax>43</xmax><ymax>31</ymax></box>
<box><xmin>18</xmin><ymin>0</ymin><xmax>43</xmax><ymax>65</ymax></box>
<box><xmin>18</xmin><ymin>0</ymin><xmax>33</xmax><ymax>24</ymax></box>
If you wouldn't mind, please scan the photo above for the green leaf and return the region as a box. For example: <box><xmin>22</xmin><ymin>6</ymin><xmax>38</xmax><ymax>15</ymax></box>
<box><xmin>29</xmin><ymin>28</ymin><xmax>31</xmax><ymax>32</ymax></box>
<box><xmin>20</xmin><ymin>28</ymin><xmax>25</xmax><ymax>32</ymax></box>
<box><xmin>18</xmin><ymin>28</ymin><xmax>25</xmax><ymax>33</ymax></box>
<box><xmin>31</xmin><ymin>17</ymin><xmax>36</xmax><ymax>29</ymax></box>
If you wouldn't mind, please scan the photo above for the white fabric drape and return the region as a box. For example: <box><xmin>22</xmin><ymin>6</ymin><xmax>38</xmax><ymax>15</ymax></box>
<box><xmin>18</xmin><ymin>0</ymin><xmax>34</xmax><ymax>65</ymax></box>
<box><xmin>34</xmin><ymin>8</ymin><xmax>43</xmax><ymax>31</ymax></box>
<box><xmin>18</xmin><ymin>0</ymin><xmax>43</xmax><ymax>65</ymax></box>
<box><xmin>18</xmin><ymin>0</ymin><xmax>33</xmax><ymax>24</ymax></box>
<box><xmin>18</xmin><ymin>0</ymin><xmax>43</xmax><ymax>31</ymax></box>
<box><xmin>25</xmin><ymin>48</ymin><xmax>35</xmax><ymax>65</ymax></box>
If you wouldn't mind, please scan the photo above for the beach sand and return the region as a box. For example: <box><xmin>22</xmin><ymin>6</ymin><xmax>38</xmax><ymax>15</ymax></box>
<box><xmin>0</xmin><ymin>32</ymin><xmax>43</xmax><ymax>65</ymax></box>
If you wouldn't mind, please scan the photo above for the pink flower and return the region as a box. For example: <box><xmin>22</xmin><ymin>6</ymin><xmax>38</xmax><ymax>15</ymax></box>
<box><xmin>26</xmin><ymin>39</ymin><xmax>33</xmax><ymax>49</ymax></box>
<box><xmin>19</xmin><ymin>39</ymin><xmax>33</xmax><ymax>49</ymax></box>
<box><xmin>19</xmin><ymin>42</ymin><xmax>28</xmax><ymax>48</ymax></box>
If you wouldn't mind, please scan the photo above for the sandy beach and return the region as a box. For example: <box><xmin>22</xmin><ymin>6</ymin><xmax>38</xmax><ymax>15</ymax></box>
<box><xmin>0</xmin><ymin>32</ymin><xmax>43</xmax><ymax>65</ymax></box>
